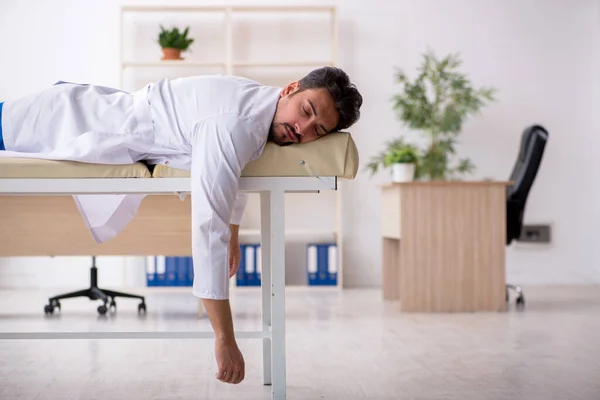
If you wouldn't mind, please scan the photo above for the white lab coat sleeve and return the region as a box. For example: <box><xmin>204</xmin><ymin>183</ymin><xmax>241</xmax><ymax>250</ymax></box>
<box><xmin>230</xmin><ymin>193</ymin><xmax>249</xmax><ymax>225</ymax></box>
<box><xmin>190</xmin><ymin>114</ymin><xmax>261</xmax><ymax>300</ymax></box>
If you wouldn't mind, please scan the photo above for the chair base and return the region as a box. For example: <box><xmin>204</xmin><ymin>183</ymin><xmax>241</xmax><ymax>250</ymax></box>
<box><xmin>43</xmin><ymin>257</ymin><xmax>146</xmax><ymax>316</ymax></box>
<box><xmin>506</xmin><ymin>284</ymin><xmax>525</xmax><ymax>308</ymax></box>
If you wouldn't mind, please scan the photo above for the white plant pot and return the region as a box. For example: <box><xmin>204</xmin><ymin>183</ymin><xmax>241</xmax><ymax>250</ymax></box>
<box><xmin>391</xmin><ymin>163</ymin><xmax>415</xmax><ymax>182</ymax></box>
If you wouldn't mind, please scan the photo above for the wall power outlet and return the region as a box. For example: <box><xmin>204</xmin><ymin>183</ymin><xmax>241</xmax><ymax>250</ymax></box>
<box><xmin>518</xmin><ymin>224</ymin><xmax>551</xmax><ymax>243</ymax></box>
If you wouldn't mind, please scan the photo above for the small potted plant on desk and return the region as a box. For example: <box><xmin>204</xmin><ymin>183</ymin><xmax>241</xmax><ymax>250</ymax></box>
<box><xmin>158</xmin><ymin>25</ymin><xmax>194</xmax><ymax>60</ymax></box>
<box><xmin>367</xmin><ymin>138</ymin><xmax>420</xmax><ymax>182</ymax></box>
<box><xmin>385</xmin><ymin>145</ymin><xmax>420</xmax><ymax>182</ymax></box>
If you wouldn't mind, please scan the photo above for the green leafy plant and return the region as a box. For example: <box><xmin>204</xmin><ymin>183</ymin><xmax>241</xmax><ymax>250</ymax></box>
<box><xmin>158</xmin><ymin>26</ymin><xmax>194</xmax><ymax>50</ymax></box>
<box><xmin>391</xmin><ymin>50</ymin><xmax>496</xmax><ymax>180</ymax></box>
<box><xmin>366</xmin><ymin>138</ymin><xmax>420</xmax><ymax>175</ymax></box>
<box><xmin>385</xmin><ymin>147</ymin><xmax>419</xmax><ymax>165</ymax></box>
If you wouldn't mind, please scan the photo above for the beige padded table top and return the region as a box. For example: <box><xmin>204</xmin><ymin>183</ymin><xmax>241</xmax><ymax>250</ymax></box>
<box><xmin>153</xmin><ymin>132</ymin><xmax>359</xmax><ymax>179</ymax></box>
<box><xmin>0</xmin><ymin>159</ymin><xmax>151</xmax><ymax>178</ymax></box>
<box><xmin>0</xmin><ymin>132</ymin><xmax>358</xmax><ymax>179</ymax></box>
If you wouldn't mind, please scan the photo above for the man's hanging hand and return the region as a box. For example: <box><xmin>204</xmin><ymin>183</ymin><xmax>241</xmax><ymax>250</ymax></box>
<box><xmin>228</xmin><ymin>224</ymin><xmax>241</xmax><ymax>278</ymax></box>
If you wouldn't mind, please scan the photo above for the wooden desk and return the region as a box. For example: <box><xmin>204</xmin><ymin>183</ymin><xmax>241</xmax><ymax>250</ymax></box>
<box><xmin>381</xmin><ymin>181</ymin><xmax>511</xmax><ymax>313</ymax></box>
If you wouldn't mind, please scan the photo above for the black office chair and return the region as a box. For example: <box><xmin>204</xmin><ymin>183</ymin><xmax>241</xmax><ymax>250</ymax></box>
<box><xmin>505</xmin><ymin>124</ymin><xmax>549</xmax><ymax>307</ymax></box>
<box><xmin>43</xmin><ymin>256</ymin><xmax>147</xmax><ymax>316</ymax></box>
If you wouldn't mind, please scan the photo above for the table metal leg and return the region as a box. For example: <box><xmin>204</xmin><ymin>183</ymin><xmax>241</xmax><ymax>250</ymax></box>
<box><xmin>262</xmin><ymin>190</ymin><xmax>286</xmax><ymax>400</ymax></box>
<box><xmin>260</xmin><ymin>191</ymin><xmax>272</xmax><ymax>386</ymax></box>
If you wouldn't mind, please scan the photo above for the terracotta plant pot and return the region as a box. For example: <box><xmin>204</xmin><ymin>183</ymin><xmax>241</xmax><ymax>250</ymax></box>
<box><xmin>161</xmin><ymin>48</ymin><xmax>183</xmax><ymax>60</ymax></box>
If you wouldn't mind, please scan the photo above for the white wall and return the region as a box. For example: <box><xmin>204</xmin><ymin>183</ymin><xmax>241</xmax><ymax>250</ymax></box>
<box><xmin>341</xmin><ymin>0</ymin><xmax>600</xmax><ymax>287</ymax></box>
<box><xmin>593</xmin><ymin>1</ymin><xmax>600</xmax><ymax>284</ymax></box>
<box><xmin>0</xmin><ymin>0</ymin><xmax>598</xmax><ymax>288</ymax></box>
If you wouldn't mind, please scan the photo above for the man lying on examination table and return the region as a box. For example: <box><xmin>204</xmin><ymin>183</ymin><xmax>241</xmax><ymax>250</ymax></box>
<box><xmin>0</xmin><ymin>66</ymin><xmax>363</xmax><ymax>385</ymax></box>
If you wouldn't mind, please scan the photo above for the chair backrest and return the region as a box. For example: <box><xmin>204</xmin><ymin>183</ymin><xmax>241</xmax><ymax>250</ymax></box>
<box><xmin>506</xmin><ymin>125</ymin><xmax>549</xmax><ymax>244</ymax></box>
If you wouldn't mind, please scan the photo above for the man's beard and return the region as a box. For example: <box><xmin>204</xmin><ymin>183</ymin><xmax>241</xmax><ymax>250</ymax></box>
<box><xmin>268</xmin><ymin>122</ymin><xmax>293</xmax><ymax>146</ymax></box>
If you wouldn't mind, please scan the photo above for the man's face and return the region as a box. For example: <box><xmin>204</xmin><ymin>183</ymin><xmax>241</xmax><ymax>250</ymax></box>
<box><xmin>269</xmin><ymin>82</ymin><xmax>339</xmax><ymax>146</ymax></box>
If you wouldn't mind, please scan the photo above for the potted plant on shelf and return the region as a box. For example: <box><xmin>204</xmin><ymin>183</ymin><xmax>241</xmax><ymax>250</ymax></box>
<box><xmin>158</xmin><ymin>25</ymin><xmax>194</xmax><ymax>60</ymax></box>
<box><xmin>391</xmin><ymin>50</ymin><xmax>497</xmax><ymax>181</ymax></box>
<box><xmin>366</xmin><ymin>138</ymin><xmax>420</xmax><ymax>182</ymax></box>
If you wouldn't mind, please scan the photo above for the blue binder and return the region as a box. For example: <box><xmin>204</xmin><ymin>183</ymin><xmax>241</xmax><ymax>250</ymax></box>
<box><xmin>175</xmin><ymin>257</ymin><xmax>193</xmax><ymax>287</ymax></box>
<box><xmin>165</xmin><ymin>257</ymin><xmax>178</xmax><ymax>286</ymax></box>
<box><xmin>236</xmin><ymin>244</ymin><xmax>261</xmax><ymax>286</ymax></box>
<box><xmin>146</xmin><ymin>256</ymin><xmax>157</xmax><ymax>287</ymax></box>
<box><xmin>146</xmin><ymin>256</ymin><xmax>194</xmax><ymax>287</ymax></box>
<box><xmin>145</xmin><ymin>256</ymin><xmax>167</xmax><ymax>287</ymax></box>
<box><xmin>307</xmin><ymin>243</ymin><xmax>338</xmax><ymax>286</ymax></box>
<box><xmin>187</xmin><ymin>256</ymin><xmax>195</xmax><ymax>287</ymax></box>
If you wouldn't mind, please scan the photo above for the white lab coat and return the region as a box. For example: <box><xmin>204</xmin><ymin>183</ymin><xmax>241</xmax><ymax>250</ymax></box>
<box><xmin>0</xmin><ymin>75</ymin><xmax>282</xmax><ymax>299</ymax></box>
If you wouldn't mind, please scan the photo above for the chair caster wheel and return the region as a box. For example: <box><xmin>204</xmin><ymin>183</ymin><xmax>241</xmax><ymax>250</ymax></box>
<box><xmin>138</xmin><ymin>302</ymin><xmax>146</xmax><ymax>314</ymax></box>
<box><xmin>109</xmin><ymin>300</ymin><xmax>117</xmax><ymax>313</ymax></box>
<box><xmin>97</xmin><ymin>305</ymin><xmax>108</xmax><ymax>315</ymax></box>
<box><xmin>44</xmin><ymin>299</ymin><xmax>61</xmax><ymax>315</ymax></box>
<box><xmin>516</xmin><ymin>295</ymin><xmax>525</xmax><ymax>308</ymax></box>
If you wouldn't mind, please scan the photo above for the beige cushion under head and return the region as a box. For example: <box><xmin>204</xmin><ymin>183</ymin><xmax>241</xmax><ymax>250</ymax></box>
<box><xmin>153</xmin><ymin>132</ymin><xmax>359</xmax><ymax>179</ymax></box>
<box><xmin>0</xmin><ymin>159</ymin><xmax>151</xmax><ymax>178</ymax></box>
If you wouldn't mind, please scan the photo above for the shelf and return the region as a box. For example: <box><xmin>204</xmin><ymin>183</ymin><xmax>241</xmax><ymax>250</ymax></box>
<box><xmin>121</xmin><ymin>61</ymin><xmax>333</xmax><ymax>69</ymax></box>
<box><xmin>239</xmin><ymin>229</ymin><xmax>337</xmax><ymax>238</ymax></box>
<box><xmin>122</xmin><ymin>6</ymin><xmax>227</xmax><ymax>13</ymax></box>
<box><xmin>121</xmin><ymin>6</ymin><xmax>334</xmax><ymax>13</ymax></box>
<box><xmin>120</xmin><ymin>4</ymin><xmax>342</xmax><ymax>288</ymax></box>
<box><xmin>231</xmin><ymin>6</ymin><xmax>335</xmax><ymax>13</ymax></box>
<box><xmin>122</xmin><ymin>61</ymin><xmax>226</xmax><ymax>69</ymax></box>
<box><xmin>233</xmin><ymin>61</ymin><xmax>334</xmax><ymax>68</ymax></box>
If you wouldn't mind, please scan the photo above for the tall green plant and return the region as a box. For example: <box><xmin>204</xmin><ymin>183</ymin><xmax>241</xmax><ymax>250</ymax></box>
<box><xmin>392</xmin><ymin>50</ymin><xmax>497</xmax><ymax>180</ymax></box>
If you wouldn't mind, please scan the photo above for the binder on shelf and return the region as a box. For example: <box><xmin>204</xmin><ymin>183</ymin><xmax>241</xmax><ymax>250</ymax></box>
<box><xmin>307</xmin><ymin>243</ymin><xmax>338</xmax><ymax>286</ymax></box>
<box><xmin>187</xmin><ymin>256</ymin><xmax>195</xmax><ymax>287</ymax></box>
<box><xmin>176</xmin><ymin>256</ymin><xmax>193</xmax><ymax>287</ymax></box>
<box><xmin>146</xmin><ymin>256</ymin><xmax>194</xmax><ymax>287</ymax></box>
<box><xmin>236</xmin><ymin>243</ymin><xmax>261</xmax><ymax>287</ymax></box>
<box><xmin>156</xmin><ymin>256</ymin><xmax>166</xmax><ymax>286</ymax></box>
<box><xmin>147</xmin><ymin>248</ymin><xmax>271</xmax><ymax>287</ymax></box>
<box><xmin>145</xmin><ymin>256</ymin><xmax>166</xmax><ymax>287</ymax></box>
<box><xmin>165</xmin><ymin>256</ymin><xmax>177</xmax><ymax>286</ymax></box>
<box><xmin>146</xmin><ymin>256</ymin><xmax>157</xmax><ymax>287</ymax></box>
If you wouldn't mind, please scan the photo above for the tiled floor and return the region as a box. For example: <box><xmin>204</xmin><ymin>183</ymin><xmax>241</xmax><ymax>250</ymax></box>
<box><xmin>0</xmin><ymin>285</ymin><xmax>599</xmax><ymax>400</ymax></box>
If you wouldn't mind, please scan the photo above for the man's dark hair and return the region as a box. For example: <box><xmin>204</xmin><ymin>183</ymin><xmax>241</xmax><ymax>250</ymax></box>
<box><xmin>298</xmin><ymin>66</ymin><xmax>363</xmax><ymax>132</ymax></box>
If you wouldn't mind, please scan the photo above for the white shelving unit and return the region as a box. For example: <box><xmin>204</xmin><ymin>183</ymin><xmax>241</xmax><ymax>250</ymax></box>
<box><xmin>119</xmin><ymin>5</ymin><xmax>344</xmax><ymax>289</ymax></box>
